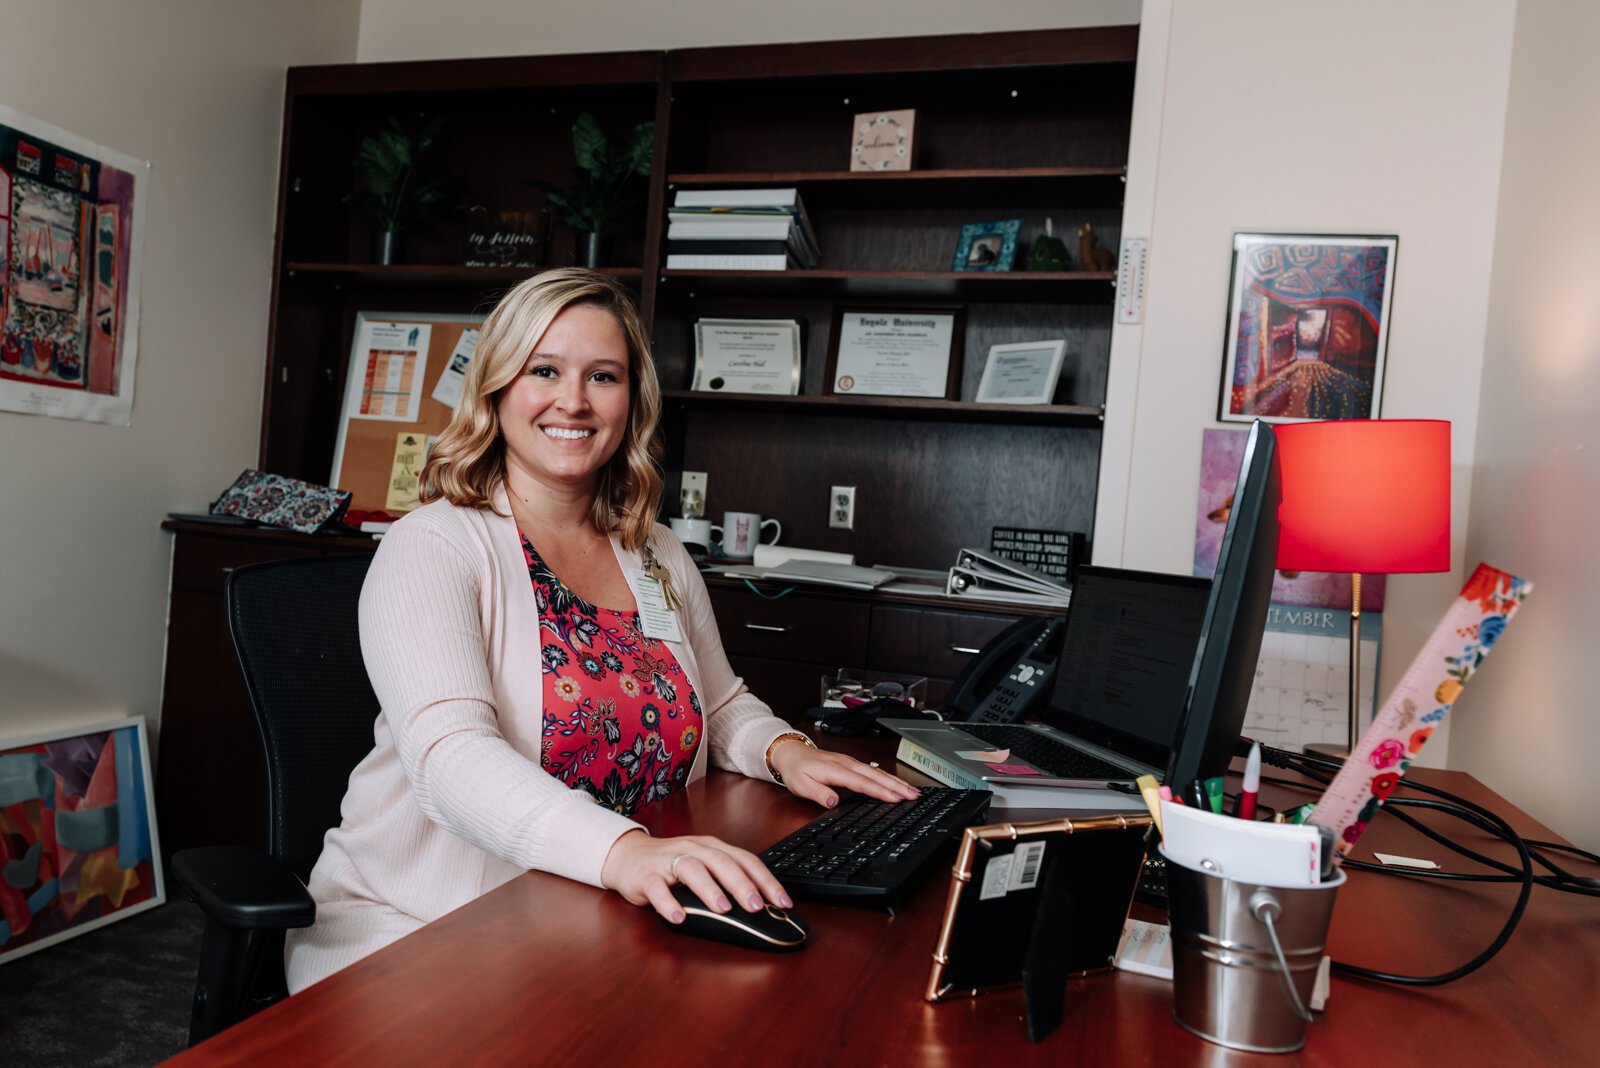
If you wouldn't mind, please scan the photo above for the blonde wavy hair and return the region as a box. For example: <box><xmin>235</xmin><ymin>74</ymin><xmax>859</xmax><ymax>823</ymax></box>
<box><xmin>419</xmin><ymin>268</ymin><xmax>662</xmax><ymax>551</ymax></box>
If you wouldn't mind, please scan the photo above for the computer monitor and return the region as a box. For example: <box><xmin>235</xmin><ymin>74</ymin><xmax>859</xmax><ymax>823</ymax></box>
<box><xmin>1164</xmin><ymin>419</ymin><xmax>1281</xmax><ymax>790</ymax></box>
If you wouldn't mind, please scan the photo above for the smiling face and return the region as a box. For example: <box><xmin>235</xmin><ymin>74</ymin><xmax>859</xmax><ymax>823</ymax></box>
<box><xmin>496</xmin><ymin>302</ymin><xmax>632</xmax><ymax>499</ymax></box>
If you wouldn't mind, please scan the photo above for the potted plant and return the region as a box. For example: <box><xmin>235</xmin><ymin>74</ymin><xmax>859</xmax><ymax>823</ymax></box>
<box><xmin>528</xmin><ymin>113</ymin><xmax>654</xmax><ymax>267</ymax></box>
<box><xmin>348</xmin><ymin>115</ymin><xmax>463</xmax><ymax>265</ymax></box>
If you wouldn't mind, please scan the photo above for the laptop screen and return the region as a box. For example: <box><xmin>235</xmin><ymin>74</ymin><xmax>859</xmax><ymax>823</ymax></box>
<box><xmin>1044</xmin><ymin>566</ymin><xmax>1212</xmax><ymax>770</ymax></box>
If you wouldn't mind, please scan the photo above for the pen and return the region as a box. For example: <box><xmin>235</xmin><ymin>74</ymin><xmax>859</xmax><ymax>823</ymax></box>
<box><xmin>1236</xmin><ymin>741</ymin><xmax>1261</xmax><ymax>820</ymax></box>
<box><xmin>1203</xmin><ymin>777</ymin><xmax>1224</xmax><ymax>815</ymax></box>
<box><xmin>1187</xmin><ymin>780</ymin><xmax>1207</xmax><ymax>810</ymax></box>
<box><xmin>1136</xmin><ymin>774</ymin><xmax>1164</xmax><ymax>836</ymax></box>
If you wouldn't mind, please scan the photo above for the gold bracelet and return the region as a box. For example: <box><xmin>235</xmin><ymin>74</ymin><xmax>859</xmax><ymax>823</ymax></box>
<box><xmin>764</xmin><ymin>731</ymin><xmax>816</xmax><ymax>785</ymax></box>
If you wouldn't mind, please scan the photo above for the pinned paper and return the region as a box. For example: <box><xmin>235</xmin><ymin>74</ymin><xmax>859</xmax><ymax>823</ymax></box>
<box><xmin>988</xmin><ymin>763</ymin><xmax>1039</xmax><ymax>776</ymax></box>
<box><xmin>430</xmin><ymin>327</ymin><xmax>479</xmax><ymax>408</ymax></box>
<box><xmin>956</xmin><ymin>748</ymin><xmax>1010</xmax><ymax>764</ymax></box>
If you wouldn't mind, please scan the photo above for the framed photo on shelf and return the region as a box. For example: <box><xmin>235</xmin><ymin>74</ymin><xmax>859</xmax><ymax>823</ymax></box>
<box><xmin>850</xmin><ymin>108</ymin><xmax>916</xmax><ymax>172</ymax></box>
<box><xmin>1220</xmin><ymin>232</ymin><xmax>1397</xmax><ymax>423</ymax></box>
<box><xmin>691</xmin><ymin>318</ymin><xmax>802</xmax><ymax>395</ymax></box>
<box><xmin>951</xmin><ymin>219</ymin><xmax>1021</xmax><ymax>272</ymax></box>
<box><xmin>825</xmin><ymin>306</ymin><xmax>963</xmax><ymax>399</ymax></box>
<box><xmin>974</xmin><ymin>340</ymin><xmax>1068</xmax><ymax>404</ymax></box>
<box><xmin>0</xmin><ymin>717</ymin><xmax>164</xmax><ymax>965</ymax></box>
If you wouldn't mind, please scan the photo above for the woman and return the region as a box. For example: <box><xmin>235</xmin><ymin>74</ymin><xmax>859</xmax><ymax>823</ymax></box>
<box><xmin>285</xmin><ymin>268</ymin><xmax>916</xmax><ymax>992</ymax></box>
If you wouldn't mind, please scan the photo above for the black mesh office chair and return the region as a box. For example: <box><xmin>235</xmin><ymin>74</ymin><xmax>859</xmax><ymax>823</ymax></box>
<box><xmin>171</xmin><ymin>553</ymin><xmax>379</xmax><ymax>1046</ymax></box>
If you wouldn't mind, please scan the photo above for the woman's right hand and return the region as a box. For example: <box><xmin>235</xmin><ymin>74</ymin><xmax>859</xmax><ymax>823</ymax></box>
<box><xmin>600</xmin><ymin>829</ymin><xmax>793</xmax><ymax>923</ymax></box>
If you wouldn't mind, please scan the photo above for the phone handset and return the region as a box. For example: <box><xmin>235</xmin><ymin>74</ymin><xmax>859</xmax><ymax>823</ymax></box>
<box><xmin>942</xmin><ymin>617</ymin><xmax>1065</xmax><ymax>724</ymax></box>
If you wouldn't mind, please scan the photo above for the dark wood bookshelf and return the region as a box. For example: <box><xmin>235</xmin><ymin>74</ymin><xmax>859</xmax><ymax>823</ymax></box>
<box><xmin>158</xmin><ymin>27</ymin><xmax>1141</xmax><ymax>858</ymax></box>
<box><xmin>281</xmin><ymin>262</ymin><xmax>644</xmax><ymax>288</ymax></box>
<box><xmin>660</xmin><ymin>389</ymin><xmax>1103</xmax><ymax>425</ymax></box>
<box><xmin>658</xmin><ymin>268</ymin><xmax>1115</xmax><ymax>303</ymax></box>
<box><xmin>666</xmin><ymin>167</ymin><xmax>1127</xmax><ymax>209</ymax></box>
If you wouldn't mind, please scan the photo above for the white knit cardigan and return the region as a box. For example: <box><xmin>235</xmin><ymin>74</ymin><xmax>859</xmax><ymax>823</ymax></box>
<box><xmin>285</xmin><ymin>488</ymin><xmax>794</xmax><ymax>991</ymax></box>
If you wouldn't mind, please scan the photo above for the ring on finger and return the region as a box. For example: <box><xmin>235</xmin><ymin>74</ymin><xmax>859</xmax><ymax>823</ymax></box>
<box><xmin>668</xmin><ymin>852</ymin><xmax>691</xmax><ymax>884</ymax></box>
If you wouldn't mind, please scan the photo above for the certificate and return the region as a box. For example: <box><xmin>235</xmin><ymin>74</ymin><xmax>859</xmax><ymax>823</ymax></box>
<box><xmin>692</xmin><ymin>319</ymin><xmax>802</xmax><ymax>395</ymax></box>
<box><xmin>827</xmin><ymin>307</ymin><xmax>962</xmax><ymax>399</ymax></box>
<box><xmin>974</xmin><ymin>340</ymin><xmax>1067</xmax><ymax>404</ymax></box>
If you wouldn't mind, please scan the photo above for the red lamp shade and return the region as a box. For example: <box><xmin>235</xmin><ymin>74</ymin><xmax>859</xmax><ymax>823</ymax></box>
<box><xmin>1275</xmin><ymin>419</ymin><xmax>1451</xmax><ymax>574</ymax></box>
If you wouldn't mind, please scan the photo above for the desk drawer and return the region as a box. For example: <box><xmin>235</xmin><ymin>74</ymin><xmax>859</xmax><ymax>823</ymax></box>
<box><xmin>868</xmin><ymin>605</ymin><xmax>1025</xmax><ymax>679</ymax></box>
<box><xmin>707</xmin><ymin>587</ymin><xmax>869</xmax><ymax>666</ymax></box>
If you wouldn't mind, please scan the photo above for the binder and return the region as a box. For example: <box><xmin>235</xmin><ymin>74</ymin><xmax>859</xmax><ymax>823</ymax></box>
<box><xmin>946</xmin><ymin>547</ymin><xmax>1071</xmax><ymax>605</ymax></box>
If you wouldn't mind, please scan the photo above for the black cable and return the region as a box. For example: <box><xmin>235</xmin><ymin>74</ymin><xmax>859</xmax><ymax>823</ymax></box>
<box><xmin>1245</xmin><ymin>742</ymin><xmax>1599</xmax><ymax>987</ymax></box>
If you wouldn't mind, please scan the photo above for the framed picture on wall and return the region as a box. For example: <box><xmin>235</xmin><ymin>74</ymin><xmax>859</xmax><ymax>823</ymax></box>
<box><xmin>1219</xmin><ymin>233</ymin><xmax>1398</xmax><ymax>423</ymax></box>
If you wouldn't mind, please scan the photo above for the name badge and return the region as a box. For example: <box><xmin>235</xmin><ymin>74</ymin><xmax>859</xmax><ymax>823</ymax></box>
<box><xmin>634</xmin><ymin>573</ymin><xmax>684</xmax><ymax>643</ymax></box>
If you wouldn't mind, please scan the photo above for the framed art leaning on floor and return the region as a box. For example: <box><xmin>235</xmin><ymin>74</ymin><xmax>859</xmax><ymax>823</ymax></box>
<box><xmin>0</xmin><ymin>717</ymin><xmax>164</xmax><ymax>965</ymax></box>
<box><xmin>1219</xmin><ymin>233</ymin><xmax>1397</xmax><ymax>424</ymax></box>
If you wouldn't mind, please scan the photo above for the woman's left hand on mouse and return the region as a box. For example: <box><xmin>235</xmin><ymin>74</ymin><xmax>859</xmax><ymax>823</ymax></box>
<box><xmin>602</xmin><ymin>830</ymin><xmax>790</xmax><ymax>925</ymax></box>
<box><xmin>768</xmin><ymin>744</ymin><xmax>920</xmax><ymax>810</ymax></box>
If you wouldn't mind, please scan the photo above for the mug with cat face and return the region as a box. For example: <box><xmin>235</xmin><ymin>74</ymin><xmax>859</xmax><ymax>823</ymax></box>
<box><xmin>713</xmin><ymin>511</ymin><xmax>782</xmax><ymax>560</ymax></box>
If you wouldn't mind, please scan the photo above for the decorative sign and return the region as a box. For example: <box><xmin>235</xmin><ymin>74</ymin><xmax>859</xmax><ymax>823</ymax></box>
<box><xmin>850</xmin><ymin>109</ymin><xmax>915</xmax><ymax>172</ymax></box>
<box><xmin>990</xmin><ymin>527</ymin><xmax>1084</xmax><ymax>584</ymax></box>
<box><xmin>691</xmin><ymin>318</ymin><xmax>802</xmax><ymax>394</ymax></box>
<box><xmin>825</xmin><ymin>306</ymin><xmax>962</xmax><ymax>399</ymax></box>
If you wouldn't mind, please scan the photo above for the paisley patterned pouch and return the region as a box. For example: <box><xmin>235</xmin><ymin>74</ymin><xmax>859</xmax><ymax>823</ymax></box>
<box><xmin>210</xmin><ymin>470</ymin><xmax>353</xmax><ymax>534</ymax></box>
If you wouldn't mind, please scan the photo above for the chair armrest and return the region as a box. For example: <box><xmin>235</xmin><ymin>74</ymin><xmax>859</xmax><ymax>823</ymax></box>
<box><xmin>172</xmin><ymin>845</ymin><xmax>316</xmax><ymax>930</ymax></box>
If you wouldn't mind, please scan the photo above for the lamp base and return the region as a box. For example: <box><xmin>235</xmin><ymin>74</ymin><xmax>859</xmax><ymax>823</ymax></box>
<box><xmin>1303</xmin><ymin>741</ymin><xmax>1350</xmax><ymax>762</ymax></box>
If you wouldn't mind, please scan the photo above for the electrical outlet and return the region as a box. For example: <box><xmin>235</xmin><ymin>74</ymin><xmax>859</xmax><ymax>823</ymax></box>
<box><xmin>829</xmin><ymin>485</ymin><xmax>856</xmax><ymax>530</ymax></box>
<box><xmin>679</xmin><ymin>471</ymin><xmax>708</xmax><ymax>518</ymax></box>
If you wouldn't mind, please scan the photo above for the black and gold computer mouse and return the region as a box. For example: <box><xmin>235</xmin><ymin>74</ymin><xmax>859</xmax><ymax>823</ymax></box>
<box><xmin>663</xmin><ymin>884</ymin><xmax>809</xmax><ymax>952</ymax></box>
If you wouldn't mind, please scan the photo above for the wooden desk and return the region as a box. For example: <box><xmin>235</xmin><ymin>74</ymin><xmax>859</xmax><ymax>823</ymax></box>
<box><xmin>168</xmin><ymin>752</ymin><xmax>1597</xmax><ymax>1066</ymax></box>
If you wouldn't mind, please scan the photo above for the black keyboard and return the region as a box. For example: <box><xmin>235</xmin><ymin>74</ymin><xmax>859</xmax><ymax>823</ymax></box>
<box><xmin>958</xmin><ymin>724</ymin><xmax>1133</xmax><ymax>780</ymax></box>
<box><xmin>760</xmin><ymin>788</ymin><xmax>992</xmax><ymax>901</ymax></box>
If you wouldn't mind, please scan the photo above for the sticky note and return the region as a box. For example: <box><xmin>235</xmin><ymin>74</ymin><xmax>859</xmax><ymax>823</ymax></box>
<box><xmin>956</xmin><ymin>748</ymin><xmax>1010</xmax><ymax>763</ymax></box>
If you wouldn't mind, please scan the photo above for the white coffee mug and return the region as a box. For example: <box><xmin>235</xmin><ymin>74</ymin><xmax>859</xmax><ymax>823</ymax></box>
<box><xmin>669</xmin><ymin>516</ymin><xmax>713</xmax><ymax>548</ymax></box>
<box><xmin>714</xmin><ymin>511</ymin><xmax>782</xmax><ymax>560</ymax></box>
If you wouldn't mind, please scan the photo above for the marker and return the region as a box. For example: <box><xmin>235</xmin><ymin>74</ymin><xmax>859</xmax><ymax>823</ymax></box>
<box><xmin>1136</xmin><ymin>774</ymin><xmax>1164</xmax><ymax>836</ymax></box>
<box><xmin>1236</xmin><ymin>741</ymin><xmax>1262</xmax><ymax>820</ymax></box>
<box><xmin>1187</xmin><ymin>780</ymin><xmax>1207</xmax><ymax>810</ymax></box>
<box><xmin>1203</xmin><ymin>777</ymin><xmax>1224</xmax><ymax>815</ymax></box>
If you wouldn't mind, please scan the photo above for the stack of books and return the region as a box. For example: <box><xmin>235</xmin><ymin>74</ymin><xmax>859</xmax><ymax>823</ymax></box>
<box><xmin>665</xmin><ymin>188</ymin><xmax>821</xmax><ymax>271</ymax></box>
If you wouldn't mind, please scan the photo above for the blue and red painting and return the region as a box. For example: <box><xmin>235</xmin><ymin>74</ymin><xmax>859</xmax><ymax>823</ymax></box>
<box><xmin>1221</xmin><ymin>235</ymin><xmax>1397</xmax><ymax>424</ymax></box>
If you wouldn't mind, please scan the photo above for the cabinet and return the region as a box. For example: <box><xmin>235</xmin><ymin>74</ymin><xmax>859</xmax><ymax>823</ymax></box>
<box><xmin>155</xmin><ymin>521</ymin><xmax>373</xmax><ymax>859</ymax></box>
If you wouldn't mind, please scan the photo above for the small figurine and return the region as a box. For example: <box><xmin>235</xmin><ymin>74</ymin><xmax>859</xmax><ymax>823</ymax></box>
<box><xmin>1027</xmin><ymin>218</ymin><xmax>1071</xmax><ymax>271</ymax></box>
<box><xmin>1077</xmin><ymin>223</ymin><xmax>1116</xmax><ymax>272</ymax></box>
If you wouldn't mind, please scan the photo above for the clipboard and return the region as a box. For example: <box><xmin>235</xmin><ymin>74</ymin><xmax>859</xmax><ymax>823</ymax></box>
<box><xmin>329</xmin><ymin>311</ymin><xmax>484</xmax><ymax>513</ymax></box>
<box><xmin>926</xmin><ymin>813</ymin><xmax>1152</xmax><ymax>1040</ymax></box>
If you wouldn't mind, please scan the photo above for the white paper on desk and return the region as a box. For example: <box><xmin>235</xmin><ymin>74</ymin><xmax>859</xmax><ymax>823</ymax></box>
<box><xmin>1160</xmin><ymin>802</ymin><xmax>1322</xmax><ymax>887</ymax></box>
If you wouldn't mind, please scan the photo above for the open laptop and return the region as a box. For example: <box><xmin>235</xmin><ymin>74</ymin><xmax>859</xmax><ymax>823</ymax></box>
<box><xmin>882</xmin><ymin>566</ymin><xmax>1211</xmax><ymax>801</ymax></box>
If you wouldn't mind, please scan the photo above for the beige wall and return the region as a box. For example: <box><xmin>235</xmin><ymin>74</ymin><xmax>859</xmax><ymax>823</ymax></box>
<box><xmin>0</xmin><ymin>2</ymin><xmax>360</xmax><ymax>744</ymax></box>
<box><xmin>1100</xmin><ymin>0</ymin><xmax>1517</xmax><ymax>771</ymax></box>
<box><xmin>354</xmin><ymin>0</ymin><xmax>1141</xmax><ymax>61</ymax></box>
<box><xmin>1454</xmin><ymin>0</ymin><xmax>1600</xmax><ymax>850</ymax></box>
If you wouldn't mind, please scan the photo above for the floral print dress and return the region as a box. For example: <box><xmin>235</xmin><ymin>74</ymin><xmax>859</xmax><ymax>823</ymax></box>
<box><xmin>526</xmin><ymin>535</ymin><xmax>703</xmax><ymax>818</ymax></box>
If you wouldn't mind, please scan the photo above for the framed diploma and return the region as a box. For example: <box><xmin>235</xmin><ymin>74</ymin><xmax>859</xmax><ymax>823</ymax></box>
<box><xmin>974</xmin><ymin>339</ymin><xmax>1068</xmax><ymax>404</ymax></box>
<box><xmin>825</xmin><ymin>306</ymin><xmax>963</xmax><ymax>399</ymax></box>
<box><xmin>692</xmin><ymin>318</ymin><xmax>803</xmax><ymax>395</ymax></box>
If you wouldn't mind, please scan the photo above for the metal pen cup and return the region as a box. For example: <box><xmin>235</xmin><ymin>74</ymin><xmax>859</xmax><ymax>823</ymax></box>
<box><xmin>1161</xmin><ymin>847</ymin><xmax>1346</xmax><ymax>1053</ymax></box>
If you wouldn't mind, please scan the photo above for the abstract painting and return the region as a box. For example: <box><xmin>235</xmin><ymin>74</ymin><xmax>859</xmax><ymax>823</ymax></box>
<box><xmin>0</xmin><ymin>718</ymin><xmax>164</xmax><ymax>965</ymax></box>
<box><xmin>0</xmin><ymin>105</ymin><xmax>147</xmax><ymax>424</ymax></box>
<box><xmin>1219</xmin><ymin>233</ymin><xmax>1396</xmax><ymax>424</ymax></box>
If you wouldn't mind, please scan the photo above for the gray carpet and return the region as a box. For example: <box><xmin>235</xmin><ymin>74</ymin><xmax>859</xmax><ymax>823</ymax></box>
<box><xmin>0</xmin><ymin>900</ymin><xmax>204</xmax><ymax>1066</ymax></box>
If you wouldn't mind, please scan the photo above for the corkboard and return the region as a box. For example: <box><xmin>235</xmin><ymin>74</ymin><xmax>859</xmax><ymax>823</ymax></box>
<box><xmin>329</xmin><ymin>311</ymin><xmax>484</xmax><ymax>513</ymax></box>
